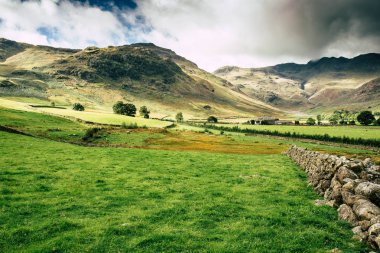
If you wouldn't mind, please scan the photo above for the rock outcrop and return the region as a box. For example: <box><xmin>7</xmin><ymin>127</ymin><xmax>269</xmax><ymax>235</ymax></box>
<box><xmin>287</xmin><ymin>145</ymin><xmax>380</xmax><ymax>249</ymax></box>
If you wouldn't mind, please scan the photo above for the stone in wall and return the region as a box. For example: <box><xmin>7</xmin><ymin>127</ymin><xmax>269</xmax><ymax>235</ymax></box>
<box><xmin>287</xmin><ymin>145</ymin><xmax>380</xmax><ymax>249</ymax></box>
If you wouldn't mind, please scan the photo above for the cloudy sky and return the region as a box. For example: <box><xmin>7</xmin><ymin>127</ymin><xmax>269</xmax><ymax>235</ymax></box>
<box><xmin>0</xmin><ymin>0</ymin><xmax>379</xmax><ymax>71</ymax></box>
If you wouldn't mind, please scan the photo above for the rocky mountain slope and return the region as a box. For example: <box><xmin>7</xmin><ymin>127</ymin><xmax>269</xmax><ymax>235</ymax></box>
<box><xmin>0</xmin><ymin>38</ymin><xmax>280</xmax><ymax>119</ymax></box>
<box><xmin>214</xmin><ymin>54</ymin><xmax>380</xmax><ymax>112</ymax></box>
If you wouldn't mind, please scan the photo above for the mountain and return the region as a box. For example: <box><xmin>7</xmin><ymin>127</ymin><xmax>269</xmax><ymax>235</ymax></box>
<box><xmin>214</xmin><ymin>54</ymin><xmax>380</xmax><ymax>112</ymax></box>
<box><xmin>0</xmin><ymin>38</ymin><xmax>281</xmax><ymax>119</ymax></box>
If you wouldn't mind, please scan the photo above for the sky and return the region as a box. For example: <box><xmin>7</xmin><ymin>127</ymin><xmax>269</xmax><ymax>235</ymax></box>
<box><xmin>0</xmin><ymin>0</ymin><xmax>379</xmax><ymax>71</ymax></box>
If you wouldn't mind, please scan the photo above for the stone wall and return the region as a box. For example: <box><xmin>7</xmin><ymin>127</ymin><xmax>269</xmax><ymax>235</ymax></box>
<box><xmin>287</xmin><ymin>145</ymin><xmax>380</xmax><ymax>249</ymax></box>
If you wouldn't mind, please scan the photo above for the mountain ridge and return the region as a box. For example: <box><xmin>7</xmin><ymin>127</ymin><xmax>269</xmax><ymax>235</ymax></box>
<box><xmin>214</xmin><ymin>53</ymin><xmax>380</xmax><ymax>112</ymax></box>
<box><xmin>0</xmin><ymin>38</ymin><xmax>281</xmax><ymax>119</ymax></box>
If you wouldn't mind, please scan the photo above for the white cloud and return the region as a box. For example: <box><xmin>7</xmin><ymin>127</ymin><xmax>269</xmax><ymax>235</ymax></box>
<box><xmin>0</xmin><ymin>0</ymin><xmax>129</xmax><ymax>48</ymax></box>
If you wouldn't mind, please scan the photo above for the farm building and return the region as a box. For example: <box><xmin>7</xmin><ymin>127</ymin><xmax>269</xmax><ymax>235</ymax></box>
<box><xmin>275</xmin><ymin>120</ymin><xmax>294</xmax><ymax>125</ymax></box>
<box><xmin>253</xmin><ymin>117</ymin><xmax>279</xmax><ymax>125</ymax></box>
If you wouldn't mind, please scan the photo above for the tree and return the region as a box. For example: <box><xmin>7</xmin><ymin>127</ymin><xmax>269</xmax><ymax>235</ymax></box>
<box><xmin>329</xmin><ymin>114</ymin><xmax>339</xmax><ymax>125</ymax></box>
<box><xmin>72</xmin><ymin>103</ymin><xmax>85</xmax><ymax>111</ymax></box>
<box><xmin>207</xmin><ymin>116</ymin><xmax>218</xmax><ymax>123</ymax></box>
<box><xmin>113</xmin><ymin>101</ymin><xmax>136</xmax><ymax>117</ymax></box>
<box><xmin>139</xmin><ymin>106</ymin><xmax>150</xmax><ymax>119</ymax></box>
<box><xmin>316</xmin><ymin>115</ymin><xmax>322</xmax><ymax>125</ymax></box>
<box><xmin>376</xmin><ymin>118</ymin><xmax>380</xmax><ymax>126</ymax></box>
<box><xmin>306</xmin><ymin>117</ymin><xmax>316</xmax><ymax>125</ymax></box>
<box><xmin>175</xmin><ymin>112</ymin><xmax>184</xmax><ymax>122</ymax></box>
<box><xmin>357</xmin><ymin>111</ymin><xmax>375</xmax><ymax>125</ymax></box>
<box><xmin>295</xmin><ymin>120</ymin><xmax>300</xmax><ymax>125</ymax></box>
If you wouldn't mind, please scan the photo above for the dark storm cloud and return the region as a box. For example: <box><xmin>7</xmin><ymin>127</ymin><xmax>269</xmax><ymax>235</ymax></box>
<box><xmin>271</xmin><ymin>0</ymin><xmax>380</xmax><ymax>56</ymax></box>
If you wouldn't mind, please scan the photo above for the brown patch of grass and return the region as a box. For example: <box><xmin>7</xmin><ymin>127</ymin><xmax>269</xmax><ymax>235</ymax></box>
<box><xmin>144</xmin><ymin>131</ymin><xmax>288</xmax><ymax>154</ymax></box>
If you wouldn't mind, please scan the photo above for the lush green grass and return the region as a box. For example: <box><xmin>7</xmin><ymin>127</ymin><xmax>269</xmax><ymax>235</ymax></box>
<box><xmin>0</xmin><ymin>107</ymin><xmax>377</xmax><ymax>251</ymax></box>
<box><xmin>0</xmin><ymin>131</ymin><xmax>367</xmax><ymax>252</ymax></box>
<box><xmin>216</xmin><ymin>124</ymin><xmax>380</xmax><ymax>140</ymax></box>
<box><xmin>0</xmin><ymin>98</ymin><xmax>172</xmax><ymax>128</ymax></box>
<box><xmin>0</xmin><ymin>107</ymin><xmax>86</xmax><ymax>141</ymax></box>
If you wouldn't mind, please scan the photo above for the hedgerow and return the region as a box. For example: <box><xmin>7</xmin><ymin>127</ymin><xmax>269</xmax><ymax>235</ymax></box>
<box><xmin>193</xmin><ymin>123</ymin><xmax>380</xmax><ymax>147</ymax></box>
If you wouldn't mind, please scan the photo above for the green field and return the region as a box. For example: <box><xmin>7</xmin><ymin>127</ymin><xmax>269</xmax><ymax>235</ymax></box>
<box><xmin>215</xmin><ymin>124</ymin><xmax>380</xmax><ymax>140</ymax></box>
<box><xmin>0</xmin><ymin>98</ymin><xmax>172</xmax><ymax>128</ymax></box>
<box><xmin>1</xmin><ymin>108</ymin><xmax>378</xmax><ymax>252</ymax></box>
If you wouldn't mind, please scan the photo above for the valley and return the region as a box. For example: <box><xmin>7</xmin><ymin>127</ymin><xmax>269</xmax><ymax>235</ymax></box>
<box><xmin>1</xmin><ymin>37</ymin><xmax>380</xmax><ymax>252</ymax></box>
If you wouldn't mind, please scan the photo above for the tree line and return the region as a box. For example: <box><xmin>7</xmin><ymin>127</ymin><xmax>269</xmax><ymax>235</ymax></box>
<box><xmin>305</xmin><ymin>110</ymin><xmax>380</xmax><ymax>126</ymax></box>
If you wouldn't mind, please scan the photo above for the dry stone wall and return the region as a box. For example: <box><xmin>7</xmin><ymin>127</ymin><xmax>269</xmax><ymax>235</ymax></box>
<box><xmin>287</xmin><ymin>145</ymin><xmax>380</xmax><ymax>249</ymax></box>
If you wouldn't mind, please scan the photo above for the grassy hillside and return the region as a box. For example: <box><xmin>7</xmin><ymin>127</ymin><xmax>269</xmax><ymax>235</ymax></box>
<box><xmin>0</xmin><ymin>108</ymin><xmax>373</xmax><ymax>252</ymax></box>
<box><xmin>0</xmin><ymin>98</ymin><xmax>172</xmax><ymax>128</ymax></box>
<box><xmin>0</xmin><ymin>38</ymin><xmax>281</xmax><ymax>119</ymax></box>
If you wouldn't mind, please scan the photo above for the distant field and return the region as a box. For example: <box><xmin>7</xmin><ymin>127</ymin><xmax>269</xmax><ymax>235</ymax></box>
<box><xmin>0</xmin><ymin>98</ymin><xmax>172</xmax><ymax>128</ymax></box>
<box><xmin>215</xmin><ymin>124</ymin><xmax>380</xmax><ymax>140</ymax></box>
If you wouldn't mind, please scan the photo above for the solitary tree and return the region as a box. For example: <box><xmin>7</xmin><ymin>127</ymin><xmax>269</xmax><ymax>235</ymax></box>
<box><xmin>175</xmin><ymin>112</ymin><xmax>184</xmax><ymax>122</ymax></box>
<box><xmin>306</xmin><ymin>117</ymin><xmax>316</xmax><ymax>125</ymax></box>
<box><xmin>139</xmin><ymin>106</ymin><xmax>150</xmax><ymax>119</ymax></box>
<box><xmin>316</xmin><ymin>115</ymin><xmax>322</xmax><ymax>125</ymax></box>
<box><xmin>113</xmin><ymin>101</ymin><xmax>136</xmax><ymax>117</ymax></box>
<box><xmin>72</xmin><ymin>103</ymin><xmax>85</xmax><ymax>111</ymax></box>
<box><xmin>207</xmin><ymin>116</ymin><xmax>218</xmax><ymax>123</ymax></box>
<box><xmin>357</xmin><ymin>111</ymin><xmax>375</xmax><ymax>125</ymax></box>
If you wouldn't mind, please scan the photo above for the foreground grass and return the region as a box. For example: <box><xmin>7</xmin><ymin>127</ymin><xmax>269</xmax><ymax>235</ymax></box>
<box><xmin>215</xmin><ymin>124</ymin><xmax>380</xmax><ymax>140</ymax></box>
<box><xmin>0</xmin><ymin>131</ymin><xmax>368</xmax><ymax>252</ymax></box>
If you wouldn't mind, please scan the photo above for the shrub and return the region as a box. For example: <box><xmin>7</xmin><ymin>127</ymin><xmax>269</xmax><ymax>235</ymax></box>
<box><xmin>349</xmin><ymin>120</ymin><xmax>356</xmax><ymax>125</ymax></box>
<box><xmin>121</xmin><ymin>122</ymin><xmax>138</xmax><ymax>129</ymax></box>
<box><xmin>73</xmin><ymin>103</ymin><xmax>85</xmax><ymax>111</ymax></box>
<box><xmin>139</xmin><ymin>106</ymin><xmax>150</xmax><ymax>119</ymax></box>
<box><xmin>295</xmin><ymin>120</ymin><xmax>300</xmax><ymax>125</ymax></box>
<box><xmin>82</xmin><ymin>127</ymin><xmax>101</xmax><ymax>141</ymax></box>
<box><xmin>306</xmin><ymin>118</ymin><xmax>316</xmax><ymax>125</ymax></box>
<box><xmin>376</xmin><ymin>118</ymin><xmax>380</xmax><ymax>126</ymax></box>
<box><xmin>357</xmin><ymin>111</ymin><xmax>375</xmax><ymax>125</ymax></box>
<box><xmin>51</xmin><ymin>101</ymin><xmax>55</xmax><ymax>107</ymax></box>
<box><xmin>207</xmin><ymin>116</ymin><xmax>218</xmax><ymax>123</ymax></box>
<box><xmin>113</xmin><ymin>101</ymin><xmax>136</xmax><ymax>117</ymax></box>
<box><xmin>175</xmin><ymin>112</ymin><xmax>184</xmax><ymax>122</ymax></box>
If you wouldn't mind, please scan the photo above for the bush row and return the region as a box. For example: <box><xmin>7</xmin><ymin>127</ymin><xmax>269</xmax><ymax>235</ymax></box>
<box><xmin>195</xmin><ymin>124</ymin><xmax>380</xmax><ymax>147</ymax></box>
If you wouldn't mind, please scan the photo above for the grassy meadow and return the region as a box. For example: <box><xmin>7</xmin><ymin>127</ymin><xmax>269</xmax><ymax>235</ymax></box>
<box><xmin>1</xmin><ymin>107</ymin><xmax>379</xmax><ymax>252</ymax></box>
<box><xmin>0</xmin><ymin>131</ymin><xmax>367</xmax><ymax>252</ymax></box>
<box><xmin>0</xmin><ymin>97</ymin><xmax>172</xmax><ymax>128</ymax></box>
